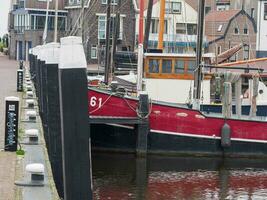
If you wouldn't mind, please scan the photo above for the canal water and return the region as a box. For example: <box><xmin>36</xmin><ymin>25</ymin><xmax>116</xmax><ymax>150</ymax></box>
<box><xmin>92</xmin><ymin>153</ymin><xmax>267</xmax><ymax>200</ymax></box>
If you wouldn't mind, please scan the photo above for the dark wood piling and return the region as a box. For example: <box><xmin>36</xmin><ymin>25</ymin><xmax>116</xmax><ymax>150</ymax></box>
<box><xmin>58</xmin><ymin>37</ymin><xmax>93</xmax><ymax>200</ymax></box>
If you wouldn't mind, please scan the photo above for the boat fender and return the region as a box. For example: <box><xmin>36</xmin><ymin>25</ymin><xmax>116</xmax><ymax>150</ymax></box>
<box><xmin>221</xmin><ymin>123</ymin><xmax>231</xmax><ymax>147</ymax></box>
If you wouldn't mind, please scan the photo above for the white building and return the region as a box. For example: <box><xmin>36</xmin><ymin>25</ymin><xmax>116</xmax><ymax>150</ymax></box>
<box><xmin>135</xmin><ymin>0</ymin><xmax>201</xmax><ymax>54</ymax></box>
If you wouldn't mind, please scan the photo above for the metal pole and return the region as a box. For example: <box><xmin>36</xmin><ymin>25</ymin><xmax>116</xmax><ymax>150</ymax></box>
<box><xmin>54</xmin><ymin>0</ymin><xmax>58</xmax><ymax>42</ymax></box>
<box><xmin>158</xmin><ymin>0</ymin><xmax>165</xmax><ymax>50</ymax></box>
<box><xmin>144</xmin><ymin>0</ymin><xmax>153</xmax><ymax>50</ymax></box>
<box><xmin>104</xmin><ymin>0</ymin><xmax>111</xmax><ymax>84</ymax></box>
<box><xmin>193</xmin><ymin>0</ymin><xmax>205</xmax><ymax>109</ymax></box>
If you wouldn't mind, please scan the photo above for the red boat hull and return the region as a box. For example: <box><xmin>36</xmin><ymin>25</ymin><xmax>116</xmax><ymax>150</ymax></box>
<box><xmin>88</xmin><ymin>88</ymin><xmax>267</xmax><ymax>157</ymax></box>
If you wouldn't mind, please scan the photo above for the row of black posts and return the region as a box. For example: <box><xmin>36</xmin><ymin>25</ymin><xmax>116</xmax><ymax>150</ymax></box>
<box><xmin>28</xmin><ymin>37</ymin><xmax>93</xmax><ymax>200</ymax></box>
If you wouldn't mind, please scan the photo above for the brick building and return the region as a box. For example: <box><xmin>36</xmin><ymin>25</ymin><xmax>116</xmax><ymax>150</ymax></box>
<box><xmin>65</xmin><ymin>0</ymin><xmax>136</xmax><ymax>65</ymax></box>
<box><xmin>205</xmin><ymin>9</ymin><xmax>257</xmax><ymax>62</ymax></box>
<box><xmin>8</xmin><ymin>0</ymin><xmax>67</xmax><ymax>61</ymax></box>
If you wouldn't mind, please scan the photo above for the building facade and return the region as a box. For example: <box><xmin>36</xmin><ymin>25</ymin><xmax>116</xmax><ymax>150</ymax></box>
<box><xmin>8</xmin><ymin>0</ymin><xmax>67</xmax><ymax>60</ymax></box>
<box><xmin>205</xmin><ymin>9</ymin><xmax>257</xmax><ymax>62</ymax></box>
<box><xmin>65</xmin><ymin>0</ymin><xmax>136</xmax><ymax>65</ymax></box>
<box><xmin>136</xmin><ymin>0</ymin><xmax>199</xmax><ymax>54</ymax></box>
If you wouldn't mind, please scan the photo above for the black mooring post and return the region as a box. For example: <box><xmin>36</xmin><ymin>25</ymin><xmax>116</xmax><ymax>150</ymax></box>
<box><xmin>45</xmin><ymin>42</ymin><xmax>63</xmax><ymax>197</ymax></box>
<box><xmin>4</xmin><ymin>97</ymin><xmax>19</xmax><ymax>152</ymax></box>
<box><xmin>58</xmin><ymin>37</ymin><xmax>92</xmax><ymax>200</ymax></box>
<box><xmin>136</xmin><ymin>92</ymin><xmax>150</xmax><ymax>156</ymax></box>
<box><xmin>135</xmin><ymin>157</ymin><xmax>148</xmax><ymax>199</ymax></box>
<box><xmin>17</xmin><ymin>69</ymin><xmax>23</xmax><ymax>92</ymax></box>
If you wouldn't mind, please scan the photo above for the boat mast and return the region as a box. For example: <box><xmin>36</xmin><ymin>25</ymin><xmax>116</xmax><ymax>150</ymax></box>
<box><xmin>158</xmin><ymin>0</ymin><xmax>165</xmax><ymax>50</ymax></box>
<box><xmin>137</xmin><ymin>0</ymin><xmax>145</xmax><ymax>92</ymax></box>
<box><xmin>42</xmin><ymin>0</ymin><xmax>50</xmax><ymax>44</ymax></box>
<box><xmin>104</xmin><ymin>0</ymin><xmax>111</xmax><ymax>84</ymax></box>
<box><xmin>54</xmin><ymin>0</ymin><xmax>58</xmax><ymax>42</ymax></box>
<box><xmin>193</xmin><ymin>0</ymin><xmax>206</xmax><ymax>109</ymax></box>
<box><xmin>144</xmin><ymin>0</ymin><xmax>153</xmax><ymax>50</ymax></box>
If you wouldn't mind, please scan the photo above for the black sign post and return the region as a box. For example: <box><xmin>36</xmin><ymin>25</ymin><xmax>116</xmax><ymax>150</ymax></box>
<box><xmin>4</xmin><ymin>97</ymin><xmax>19</xmax><ymax>152</ymax></box>
<box><xmin>17</xmin><ymin>69</ymin><xmax>23</xmax><ymax>92</ymax></box>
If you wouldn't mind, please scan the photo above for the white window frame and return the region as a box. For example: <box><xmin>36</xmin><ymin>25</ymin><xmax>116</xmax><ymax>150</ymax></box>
<box><xmin>101</xmin><ymin>0</ymin><xmax>117</xmax><ymax>5</ymax></box>
<box><xmin>91</xmin><ymin>45</ymin><xmax>97</xmax><ymax>59</ymax></box>
<box><xmin>172</xmin><ymin>2</ymin><xmax>182</xmax><ymax>14</ymax></box>
<box><xmin>243</xmin><ymin>45</ymin><xmax>250</xmax><ymax>60</ymax></box>
<box><xmin>97</xmin><ymin>14</ymin><xmax>124</xmax><ymax>40</ymax></box>
<box><xmin>69</xmin><ymin>0</ymin><xmax>74</xmax><ymax>5</ymax></box>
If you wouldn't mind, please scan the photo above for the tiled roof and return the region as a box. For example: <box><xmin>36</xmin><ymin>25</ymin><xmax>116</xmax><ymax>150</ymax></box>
<box><xmin>205</xmin><ymin>9</ymin><xmax>241</xmax><ymax>22</ymax></box>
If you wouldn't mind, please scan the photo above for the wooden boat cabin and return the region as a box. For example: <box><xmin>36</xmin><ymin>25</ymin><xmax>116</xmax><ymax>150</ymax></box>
<box><xmin>144</xmin><ymin>53</ymin><xmax>212</xmax><ymax>80</ymax></box>
<box><xmin>143</xmin><ymin>53</ymin><xmax>214</xmax><ymax>104</ymax></box>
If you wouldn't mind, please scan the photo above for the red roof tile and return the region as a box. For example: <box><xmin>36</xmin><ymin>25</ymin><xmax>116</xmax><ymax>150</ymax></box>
<box><xmin>205</xmin><ymin>9</ymin><xmax>241</xmax><ymax>22</ymax></box>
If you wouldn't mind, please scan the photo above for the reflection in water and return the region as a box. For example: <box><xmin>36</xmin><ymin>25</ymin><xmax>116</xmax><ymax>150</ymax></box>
<box><xmin>92</xmin><ymin>153</ymin><xmax>267</xmax><ymax>200</ymax></box>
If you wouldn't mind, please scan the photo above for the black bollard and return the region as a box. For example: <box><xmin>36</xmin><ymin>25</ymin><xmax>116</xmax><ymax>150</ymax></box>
<box><xmin>17</xmin><ymin>69</ymin><xmax>23</xmax><ymax>92</ymax></box>
<box><xmin>136</xmin><ymin>92</ymin><xmax>150</xmax><ymax>156</ymax></box>
<box><xmin>58</xmin><ymin>37</ymin><xmax>93</xmax><ymax>200</ymax></box>
<box><xmin>4</xmin><ymin>97</ymin><xmax>19</xmax><ymax>152</ymax></box>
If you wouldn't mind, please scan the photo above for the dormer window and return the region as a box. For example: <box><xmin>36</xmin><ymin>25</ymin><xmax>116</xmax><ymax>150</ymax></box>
<box><xmin>217</xmin><ymin>24</ymin><xmax>223</xmax><ymax>32</ymax></box>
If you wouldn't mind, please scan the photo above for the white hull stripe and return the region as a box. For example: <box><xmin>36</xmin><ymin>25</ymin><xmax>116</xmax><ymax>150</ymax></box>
<box><xmin>106</xmin><ymin>123</ymin><xmax>134</xmax><ymax>130</ymax></box>
<box><xmin>151</xmin><ymin>129</ymin><xmax>267</xmax><ymax>144</ymax></box>
<box><xmin>104</xmin><ymin>124</ymin><xmax>267</xmax><ymax>144</ymax></box>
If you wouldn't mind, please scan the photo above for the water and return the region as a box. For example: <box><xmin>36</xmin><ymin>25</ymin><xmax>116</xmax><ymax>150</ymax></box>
<box><xmin>92</xmin><ymin>153</ymin><xmax>267</xmax><ymax>200</ymax></box>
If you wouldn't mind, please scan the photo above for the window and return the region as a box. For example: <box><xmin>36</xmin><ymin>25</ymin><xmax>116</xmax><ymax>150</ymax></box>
<box><xmin>69</xmin><ymin>0</ymin><xmax>74</xmax><ymax>4</ymax></box>
<box><xmin>234</xmin><ymin>27</ymin><xmax>239</xmax><ymax>34</ymax></box>
<box><xmin>150</xmin><ymin>19</ymin><xmax>167</xmax><ymax>34</ymax></box>
<box><xmin>172</xmin><ymin>2</ymin><xmax>182</xmax><ymax>13</ymax></box>
<box><xmin>217</xmin><ymin>24</ymin><xmax>223</xmax><ymax>32</ymax></box>
<box><xmin>149</xmin><ymin>59</ymin><xmax>159</xmax><ymax>73</ymax></box>
<box><xmin>36</xmin><ymin>16</ymin><xmax>46</xmax><ymax>29</ymax></box>
<box><xmin>243</xmin><ymin>45</ymin><xmax>249</xmax><ymax>60</ymax></box>
<box><xmin>165</xmin><ymin>2</ymin><xmax>181</xmax><ymax>14</ymax></box>
<box><xmin>243</xmin><ymin>25</ymin><xmax>248</xmax><ymax>34</ymax></box>
<box><xmin>187</xmin><ymin>24</ymin><xmax>197</xmax><ymax>35</ymax></box>
<box><xmin>205</xmin><ymin>6</ymin><xmax>211</xmax><ymax>14</ymax></box>
<box><xmin>251</xmin><ymin>8</ymin><xmax>255</xmax><ymax>18</ymax></box>
<box><xmin>98</xmin><ymin>15</ymin><xmax>123</xmax><ymax>39</ymax></box>
<box><xmin>98</xmin><ymin>16</ymin><xmax>106</xmax><ymax>39</ymax></box>
<box><xmin>165</xmin><ymin>2</ymin><xmax>171</xmax><ymax>14</ymax></box>
<box><xmin>217</xmin><ymin>46</ymin><xmax>221</xmax><ymax>55</ymax></box>
<box><xmin>91</xmin><ymin>45</ymin><xmax>97</xmax><ymax>59</ymax></box>
<box><xmin>162</xmin><ymin>60</ymin><xmax>172</xmax><ymax>73</ymax></box>
<box><xmin>175</xmin><ymin>60</ymin><xmax>184</xmax><ymax>74</ymax></box>
<box><xmin>176</xmin><ymin>23</ymin><xmax>186</xmax><ymax>34</ymax></box>
<box><xmin>188</xmin><ymin>60</ymin><xmax>196</xmax><ymax>74</ymax></box>
<box><xmin>229</xmin><ymin>52</ymin><xmax>237</xmax><ymax>62</ymax></box>
<box><xmin>102</xmin><ymin>0</ymin><xmax>117</xmax><ymax>5</ymax></box>
<box><xmin>264</xmin><ymin>3</ymin><xmax>267</xmax><ymax>20</ymax></box>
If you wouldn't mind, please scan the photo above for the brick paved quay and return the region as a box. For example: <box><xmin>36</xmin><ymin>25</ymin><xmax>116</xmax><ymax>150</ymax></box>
<box><xmin>0</xmin><ymin>54</ymin><xmax>19</xmax><ymax>200</ymax></box>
